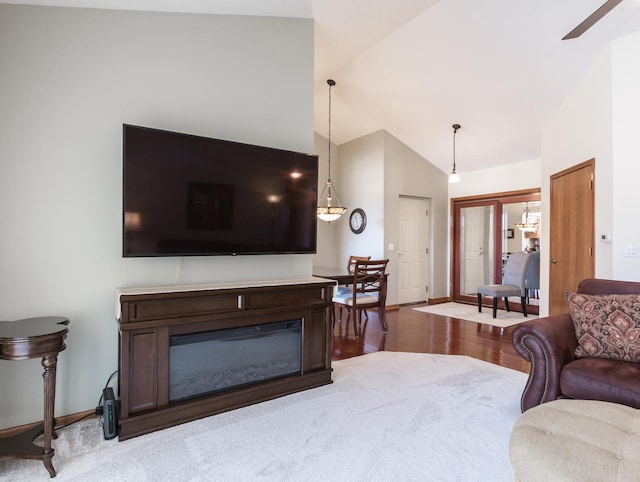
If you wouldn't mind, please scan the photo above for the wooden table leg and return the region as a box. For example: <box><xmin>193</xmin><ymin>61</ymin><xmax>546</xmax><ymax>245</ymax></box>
<box><xmin>41</xmin><ymin>353</ymin><xmax>58</xmax><ymax>478</ymax></box>
<box><xmin>0</xmin><ymin>357</ymin><xmax>60</xmax><ymax>479</ymax></box>
<box><xmin>0</xmin><ymin>355</ymin><xmax>59</xmax><ymax>479</ymax></box>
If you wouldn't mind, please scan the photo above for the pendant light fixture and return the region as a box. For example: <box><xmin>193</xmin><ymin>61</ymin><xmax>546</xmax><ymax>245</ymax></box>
<box><xmin>449</xmin><ymin>123</ymin><xmax>461</xmax><ymax>183</ymax></box>
<box><xmin>515</xmin><ymin>202</ymin><xmax>538</xmax><ymax>232</ymax></box>
<box><xmin>317</xmin><ymin>79</ymin><xmax>347</xmax><ymax>222</ymax></box>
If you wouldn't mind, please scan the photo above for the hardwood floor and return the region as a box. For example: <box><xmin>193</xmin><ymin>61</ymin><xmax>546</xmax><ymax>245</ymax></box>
<box><xmin>331</xmin><ymin>303</ymin><xmax>531</xmax><ymax>374</ymax></box>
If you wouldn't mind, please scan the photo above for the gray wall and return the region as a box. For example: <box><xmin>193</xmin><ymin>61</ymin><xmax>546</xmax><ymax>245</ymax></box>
<box><xmin>540</xmin><ymin>30</ymin><xmax>640</xmax><ymax>315</ymax></box>
<box><xmin>0</xmin><ymin>5</ymin><xmax>314</xmax><ymax>428</ymax></box>
<box><xmin>337</xmin><ymin>131</ymin><xmax>386</xmax><ymax>265</ymax></box>
<box><xmin>324</xmin><ymin>130</ymin><xmax>449</xmax><ymax>306</ymax></box>
<box><xmin>383</xmin><ymin>132</ymin><xmax>449</xmax><ymax>302</ymax></box>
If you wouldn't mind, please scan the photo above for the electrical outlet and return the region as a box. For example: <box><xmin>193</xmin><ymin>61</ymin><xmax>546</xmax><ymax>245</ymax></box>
<box><xmin>623</xmin><ymin>246</ymin><xmax>640</xmax><ymax>257</ymax></box>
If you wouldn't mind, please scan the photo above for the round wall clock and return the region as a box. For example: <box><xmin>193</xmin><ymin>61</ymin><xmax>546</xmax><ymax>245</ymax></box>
<box><xmin>349</xmin><ymin>208</ymin><xmax>367</xmax><ymax>234</ymax></box>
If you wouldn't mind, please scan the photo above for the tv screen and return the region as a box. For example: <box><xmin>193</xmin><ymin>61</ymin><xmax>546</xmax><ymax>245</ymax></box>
<box><xmin>123</xmin><ymin>124</ymin><xmax>318</xmax><ymax>257</ymax></box>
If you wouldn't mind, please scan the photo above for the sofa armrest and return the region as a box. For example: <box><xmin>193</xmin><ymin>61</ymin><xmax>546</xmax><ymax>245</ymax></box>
<box><xmin>512</xmin><ymin>314</ymin><xmax>578</xmax><ymax>412</ymax></box>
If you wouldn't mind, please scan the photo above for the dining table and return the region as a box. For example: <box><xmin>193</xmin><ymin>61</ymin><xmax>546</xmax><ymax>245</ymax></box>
<box><xmin>313</xmin><ymin>266</ymin><xmax>388</xmax><ymax>290</ymax></box>
<box><xmin>313</xmin><ymin>265</ymin><xmax>389</xmax><ymax>332</ymax></box>
<box><xmin>312</xmin><ymin>266</ymin><xmax>354</xmax><ymax>286</ymax></box>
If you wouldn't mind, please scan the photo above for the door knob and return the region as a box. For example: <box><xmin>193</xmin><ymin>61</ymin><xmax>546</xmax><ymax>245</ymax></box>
<box><xmin>551</xmin><ymin>258</ymin><xmax>557</xmax><ymax>264</ymax></box>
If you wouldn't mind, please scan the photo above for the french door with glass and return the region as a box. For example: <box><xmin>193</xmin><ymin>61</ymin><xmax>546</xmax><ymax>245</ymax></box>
<box><xmin>451</xmin><ymin>189</ymin><xmax>541</xmax><ymax>313</ymax></box>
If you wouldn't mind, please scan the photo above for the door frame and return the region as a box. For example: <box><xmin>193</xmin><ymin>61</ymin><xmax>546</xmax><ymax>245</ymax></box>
<box><xmin>451</xmin><ymin>188</ymin><xmax>541</xmax><ymax>311</ymax></box>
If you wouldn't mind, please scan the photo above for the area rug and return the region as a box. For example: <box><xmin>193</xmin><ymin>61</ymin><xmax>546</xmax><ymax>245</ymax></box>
<box><xmin>413</xmin><ymin>302</ymin><xmax>537</xmax><ymax>328</ymax></box>
<box><xmin>0</xmin><ymin>352</ymin><xmax>526</xmax><ymax>482</ymax></box>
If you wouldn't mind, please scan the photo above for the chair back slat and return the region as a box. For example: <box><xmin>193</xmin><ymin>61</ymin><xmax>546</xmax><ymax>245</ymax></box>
<box><xmin>347</xmin><ymin>255</ymin><xmax>371</xmax><ymax>274</ymax></box>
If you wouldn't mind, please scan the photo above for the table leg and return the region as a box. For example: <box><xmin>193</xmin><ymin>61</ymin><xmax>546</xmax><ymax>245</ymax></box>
<box><xmin>41</xmin><ymin>354</ymin><xmax>58</xmax><ymax>478</ymax></box>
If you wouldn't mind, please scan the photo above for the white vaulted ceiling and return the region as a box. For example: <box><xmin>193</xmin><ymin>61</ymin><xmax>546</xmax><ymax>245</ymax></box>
<box><xmin>5</xmin><ymin>0</ymin><xmax>640</xmax><ymax>174</ymax></box>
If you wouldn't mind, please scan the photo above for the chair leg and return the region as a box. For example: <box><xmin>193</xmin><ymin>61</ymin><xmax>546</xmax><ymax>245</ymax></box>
<box><xmin>330</xmin><ymin>304</ymin><xmax>336</xmax><ymax>330</ymax></box>
<box><xmin>492</xmin><ymin>297</ymin><xmax>498</xmax><ymax>318</ymax></box>
<box><xmin>344</xmin><ymin>308</ymin><xmax>351</xmax><ymax>328</ymax></box>
<box><xmin>378</xmin><ymin>306</ymin><xmax>388</xmax><ymax>333</ymax></box>
<box><xmin>343</xmin><ymin>310</ymin><xmax>351</xmax><ymax>337</ymax></box>
<box><xmin>520</xmin><ymin>296</ymin><xmax>527</xmax><ymax>317</ymax></box>
<box><xmin>504</xmin><ymin>297</ymin><xmax>511</xmax><ymax>313</ymax></box>
<box><xmin>477</xmin><ymin>293</ymin><xmax>482</xmax><ymax>313</ymax></box>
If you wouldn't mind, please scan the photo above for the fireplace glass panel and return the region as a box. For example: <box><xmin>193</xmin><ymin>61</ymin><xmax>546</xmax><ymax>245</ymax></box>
<box><xmin>169</xmin><ymin>319</ymin><xmax>302</xmax><ymax>402</ymax></box>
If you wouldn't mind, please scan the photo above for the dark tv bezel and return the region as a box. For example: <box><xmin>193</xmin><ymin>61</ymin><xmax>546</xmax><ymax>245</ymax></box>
<box><xmin>122</xmin><ymin>124</ymin><xmax>319</xmax><ymax>258</ymax></box>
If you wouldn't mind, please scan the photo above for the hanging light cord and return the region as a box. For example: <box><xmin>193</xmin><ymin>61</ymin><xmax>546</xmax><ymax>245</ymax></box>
<box><xmin>327</xmin><ymin>79</ymin><xmax>335</xmax><ymax>185</ymax></box>
<box><xmin>452</xmin><ymin>124</ymin><xmax>460</xmax><ymax>173</ymax></box>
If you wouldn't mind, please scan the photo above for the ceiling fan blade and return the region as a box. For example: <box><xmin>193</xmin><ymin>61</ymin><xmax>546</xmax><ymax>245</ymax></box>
<box><xmin>562</xmin><ymin>0</ymin><xmax>623</xmax><ymax>40</ymax></box>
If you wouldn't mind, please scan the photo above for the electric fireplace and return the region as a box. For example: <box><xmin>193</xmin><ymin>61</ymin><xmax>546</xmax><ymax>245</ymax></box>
<box><xmin>116</xmin><ymin>279</ymin><xmax>334</xmax><ymax>440</ymax></box>
<box><xmin>169</xmin><ymin>320</ymin><xmax>302</xmax><ymax>402</ymax></box>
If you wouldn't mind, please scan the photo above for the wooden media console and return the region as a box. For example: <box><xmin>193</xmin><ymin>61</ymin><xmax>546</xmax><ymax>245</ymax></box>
<box><xmin>116</xmin><ymin>278</ymin><xmax>334</xmax><ymax>441</ymax></box>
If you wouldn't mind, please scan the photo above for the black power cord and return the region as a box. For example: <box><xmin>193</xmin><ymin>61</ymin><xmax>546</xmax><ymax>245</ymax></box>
<box><xmin>54</xmin><ymin>411</ymin><xmax>94</xmax><ymax>431</ymax></box>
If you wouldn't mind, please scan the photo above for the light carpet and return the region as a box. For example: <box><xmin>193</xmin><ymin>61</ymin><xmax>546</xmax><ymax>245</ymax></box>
<box><xmin>0</xmin><ymin>352</ymin><xmax>527</xmax><ymax>482</ymax></box>
<box><xmin>413</xmin><ymin>302</ymin><xmax>538</xmax><ymax>328</ymax></box>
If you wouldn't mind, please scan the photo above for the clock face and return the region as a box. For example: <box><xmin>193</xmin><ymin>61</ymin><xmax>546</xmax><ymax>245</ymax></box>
<box><xmin>349</xmin><ymin>208</ymin><xmax>366</xmax><ymax>234</ymax></box>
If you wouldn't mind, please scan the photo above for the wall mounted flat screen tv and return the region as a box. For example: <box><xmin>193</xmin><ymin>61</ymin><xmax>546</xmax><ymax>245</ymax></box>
<box><xmin>123</xmin><ymin>124</ymin><xmax>318</xmax><ymax>257</ymax></box>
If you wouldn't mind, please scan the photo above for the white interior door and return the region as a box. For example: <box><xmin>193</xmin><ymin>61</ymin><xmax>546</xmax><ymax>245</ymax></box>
<box><xmin>461</xmin><ymin>206</ymin><xmax>493</xmax><ymax>295</ymax></box>
<box><xmin>398</xmin><ymin>197</ymin><xmax>429</xmax><ymax>304</ymax></box>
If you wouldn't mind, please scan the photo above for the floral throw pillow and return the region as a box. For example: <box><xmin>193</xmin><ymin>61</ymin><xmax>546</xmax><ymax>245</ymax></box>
<box><xmin>566</xmin><ymin>292</ymin><xmax>640</xmax><ymax>362</ymax></box>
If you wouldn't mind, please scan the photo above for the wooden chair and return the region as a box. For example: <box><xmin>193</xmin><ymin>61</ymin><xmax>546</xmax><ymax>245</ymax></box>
<box><xmin>332</xmin><ymin>259</ymin><xmax>389</xmax><ymax>335</ymax></box>
<box><xmin>335</xmin><ymin>256</ymin><xmax>371</xmax><ymax>322</ymax></box>
<box><xmin>336</xmin><ymin>256</ymin><xmax>371</xmax><ymax>294</ymax></box>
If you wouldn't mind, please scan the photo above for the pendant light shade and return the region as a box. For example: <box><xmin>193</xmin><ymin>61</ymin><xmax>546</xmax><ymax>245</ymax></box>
<box><xmin>449</xmin><ymin>124</ymin><xmax>461</xmax><ymax>183</ymax></box>
<box><xmin>515</xmin><ymin>202</ymin><xmax>538</xmax><ymax>232</ymax></box>
<box><xmin>317</xmin><ymin>79</ymin><xmax>346</xmax><ymax>222</ymax></box>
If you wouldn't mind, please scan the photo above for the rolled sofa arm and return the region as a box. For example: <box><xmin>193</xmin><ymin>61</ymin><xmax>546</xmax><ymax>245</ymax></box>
<box><xmin>511</xmin><ymin>314</ymin><xmax>577</xmax><ymax>412</ymax></box>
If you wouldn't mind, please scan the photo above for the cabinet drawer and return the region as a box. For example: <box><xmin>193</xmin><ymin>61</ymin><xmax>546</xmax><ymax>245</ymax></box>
<box><xmin>125</xmin><ymin>293</ymin><xmax>239</xmax><ymax>322</ymax></box>
<box><xmin>247</xmin><ymin>286</ymin><xmax>325</xmax><ymax>309</ymax></box>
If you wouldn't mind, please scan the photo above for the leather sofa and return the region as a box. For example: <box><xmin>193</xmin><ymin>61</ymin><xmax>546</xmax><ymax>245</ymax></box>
<box><xmin>512</xmin><ymin>278</ymin><xmax>640</xmax><ymax>412</ymax></box>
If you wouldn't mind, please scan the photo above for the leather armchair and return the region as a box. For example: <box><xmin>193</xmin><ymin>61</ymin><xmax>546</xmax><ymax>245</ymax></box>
<box><xmin>512</xmin><ymin>278</ymin><xmax>640</xmax><ymax>412</ymax></box>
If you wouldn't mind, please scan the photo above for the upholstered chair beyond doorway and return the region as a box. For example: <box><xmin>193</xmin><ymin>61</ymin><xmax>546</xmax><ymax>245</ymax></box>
<box><xmin>476</xmin><ymin>251</ymin><xmax>531</xmax><ymax>318</ymax></box>
<box><xmin>525</xmin><ymin>251</ymin><xmax>540</xmax><ymax>303</ymax></box>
